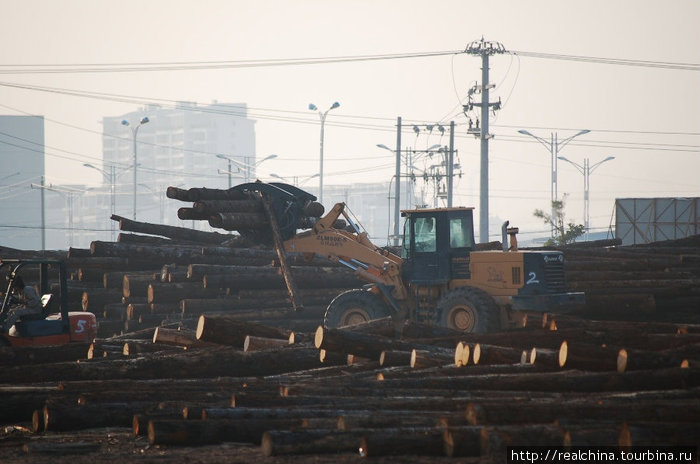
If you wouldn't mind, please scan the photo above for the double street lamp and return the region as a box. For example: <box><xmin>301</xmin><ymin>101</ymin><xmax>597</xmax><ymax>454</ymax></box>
<box><xmin>216</xmin><ymin>154</ymin><xmax>278</xmax><ymax>187</ymax></box>
<box><xmin>518</xmin><ymin>129</ymin><xmax>590</xmax><ymax>236</ymax></box>
<box><xmin>122</xmin><ymin>116</ymin><xmax>150</xmax><ymax>220</ymax></box>
<box><xmin>269</xmin><ymin>173</ymin><xmax>320</xmax><ymax>187</ymax></box>
<box><xmin>558</xmin><ymin>155</ymin><xmax>615</xmax><ymax>239</ymax></box>
<box><xmin>308</xmin><ymin>101</ymin><xmax>340</xmax><ymax>206</ymax></box>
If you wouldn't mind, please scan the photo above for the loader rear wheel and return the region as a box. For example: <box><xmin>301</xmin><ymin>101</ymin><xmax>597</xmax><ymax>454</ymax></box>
<box><xmin>436</xmin><ymin>287</ymin><xmax>500</xmax><ymax>333</ymax></box>
<box><xmin>324</xmin><ymin>289</ymin><xmax>391</xmax><ymax>328</ymax></box>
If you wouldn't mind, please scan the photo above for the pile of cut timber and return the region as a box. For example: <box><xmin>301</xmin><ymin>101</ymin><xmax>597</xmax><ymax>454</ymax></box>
<box><xmin>0</xmin><ymin>314</ymin><xmax>698</xmax><ymax>462</ymax></box>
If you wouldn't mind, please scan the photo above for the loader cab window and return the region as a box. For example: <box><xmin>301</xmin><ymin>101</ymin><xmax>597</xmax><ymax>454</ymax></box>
<box><xmin>414</xmin><ymin>217</ymin><xmax>437</xmax><ymax>252</ymax></box>
<box><xmin>449</xmin><ymin>217</ymin><xmax>474</xmax><ymax>249</ymax></box>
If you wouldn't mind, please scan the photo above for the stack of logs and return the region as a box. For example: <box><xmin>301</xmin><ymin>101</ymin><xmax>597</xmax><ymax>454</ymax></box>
<box><xmin>0</xmin><ymin>314</ymin><xmax>698</xmax><ymax>461</ymax></box>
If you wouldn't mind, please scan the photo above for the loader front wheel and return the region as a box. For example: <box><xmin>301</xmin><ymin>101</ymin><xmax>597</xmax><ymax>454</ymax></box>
<box><xmin>436</xmin><ymin>287</ymin><xmax>500</xmax><ymax>333</ymax></box>
<box><xmin>324</xmin><ymin>289</ymin><xmax>391</xmax><ymax>328</ymax></box>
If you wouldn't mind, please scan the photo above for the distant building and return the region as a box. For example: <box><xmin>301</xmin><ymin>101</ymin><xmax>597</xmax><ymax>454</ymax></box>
<box><xmin>72</xmin><ymin>102</ymin><xmax>257</xmax><ymax>247</ymax></box>
<box><xmin>0</xmin><ymin>115</ymin><xmax>45</xmax><ymax>250</ymax></box>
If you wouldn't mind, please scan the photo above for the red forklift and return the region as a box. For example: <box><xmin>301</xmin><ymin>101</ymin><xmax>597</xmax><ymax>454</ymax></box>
<box><xmin>0</xmin><ymin>258</ymin><xmax>97</xmax><ymax>347</ymax></box>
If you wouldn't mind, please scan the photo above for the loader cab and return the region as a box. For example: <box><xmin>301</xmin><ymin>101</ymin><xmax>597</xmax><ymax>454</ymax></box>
<box><xmin>401</xmin><ymin>207</ymin><xmax>475</xmax><ymax>285</ymax></box>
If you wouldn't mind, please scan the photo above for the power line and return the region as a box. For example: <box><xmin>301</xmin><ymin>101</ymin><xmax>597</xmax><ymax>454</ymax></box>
<box><xmin>0</xmin><ymin>50</ymin><xmax>461</xmax><ymax>74</ymax></box>
<box><xmin>510</xmin><ymin>50</ymin><xmax>700</xmax><ymax>71</ymax></box>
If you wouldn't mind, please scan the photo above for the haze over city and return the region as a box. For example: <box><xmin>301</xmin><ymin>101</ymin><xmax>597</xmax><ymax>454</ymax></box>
<box><xmin>1</xmin><ymin>0</ymin><xmax>698</xmax><ymax>245</ymax></box>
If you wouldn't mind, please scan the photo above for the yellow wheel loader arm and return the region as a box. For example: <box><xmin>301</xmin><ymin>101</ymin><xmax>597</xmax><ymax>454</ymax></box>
<box><xmin>283</xmin><ymin>203</ymin><xmax>407</xmax><ymax>302</ymax></box>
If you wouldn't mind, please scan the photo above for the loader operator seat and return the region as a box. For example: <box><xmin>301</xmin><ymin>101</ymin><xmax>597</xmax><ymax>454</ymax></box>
<box><xmin>17</xmin><ymin>294</ymin><xmax>54</xmax><ymax>322</ymax></box>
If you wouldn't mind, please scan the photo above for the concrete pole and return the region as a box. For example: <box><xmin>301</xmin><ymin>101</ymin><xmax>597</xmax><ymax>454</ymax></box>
<box><xmin>447</xmin><ymin>120</ymin><xmax>455</xmax><ymax>207</ymax></box>
<box><xmin>479</xmin><ymin>53</ymin><xmax>490</xmax><ymax>243</ymax></box>
<box><xmin>394</xmin><ymin>116</ymin><xmax>402</xmax><ymax>246</ymax></box>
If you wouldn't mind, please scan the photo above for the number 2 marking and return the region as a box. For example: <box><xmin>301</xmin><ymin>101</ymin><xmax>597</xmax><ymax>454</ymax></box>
<box><xmin>526</xmin><ymin>272</ymin><xmax>540</xmax><ymax>285</ymax></box>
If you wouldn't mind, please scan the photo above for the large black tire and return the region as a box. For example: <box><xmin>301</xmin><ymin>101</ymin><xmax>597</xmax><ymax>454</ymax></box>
<box><xmin>435</xmin><ymin>287</ymin><xmax>500</xmax><ymax>333</ymax></box>
<box><xmin>324</xmin><ymin>289</ymin><xmax>392</xmax><ymax>328</ymax></box>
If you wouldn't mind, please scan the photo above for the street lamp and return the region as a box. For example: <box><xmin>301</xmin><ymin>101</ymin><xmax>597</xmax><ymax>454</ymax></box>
<box><xmin>122</xmin><ymin>116</ymin><xmax>150</xmax><ymax>220</ymax></box>
<box><xmin>217</xmin><ymin>154</ymin><xmax>277</xmax><ymax>184</ymax></box>
<box><xmin>270</xmin><ymin>173</ymin><xmax>319</xmax><ymax>187</ymax></box>
<box><xmin>308</xmin><ymin>101</ymin><xmax>340</xmax><ymax>205</ymax></box>
<box><xmin>558</xmin><ymin>155</ymin><xmax>615</xmax><ymax>239</ymax></box>
<box><xmin>518</xmin><ymin>128</ymin><xmax>590</xmax><ymax>236</ymax></box>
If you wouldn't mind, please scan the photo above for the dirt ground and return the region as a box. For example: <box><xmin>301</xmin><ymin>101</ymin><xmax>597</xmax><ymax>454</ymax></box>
<box><xmin>1</xmin><ymin>426</ymin><xmax>495</xmax><ymax>464</ymax></box>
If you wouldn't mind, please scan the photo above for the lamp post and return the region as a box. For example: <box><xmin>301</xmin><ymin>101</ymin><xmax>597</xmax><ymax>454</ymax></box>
<box><xmin>83</xmin><ymin>163</ymin><xmax>117</xmax><ymax>240</ymax></box>
<box><xmin>308</xmin><ymin>101</ymin><xmax>339</xmax><ymax>206</ymax></box>
<box><xmin>518</xmin><ymin>129</ymin><xmax>590</xmax><ymax>236</ymax></box>
<box><xmin>270</xmin><ymin>173</ymin><xmax>319</xmax><ymax>187</ymax></box>
<box><xmin>122</xmin><ymin>116</ymin><xmax>150</xmax><ymax>220</ymax></box>
<box><xmin>217</xmin><ymin>154</ymin><xmax>277</xmax><ymax>185</ymax></box>
<box><xmin>558</xmin><ymin>155</ymin><xmax>615</xmax><ymax>239</ymax></box>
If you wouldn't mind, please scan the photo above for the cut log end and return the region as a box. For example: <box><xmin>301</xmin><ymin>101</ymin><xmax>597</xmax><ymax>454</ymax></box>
<box><xmin>472</xmin><ymin>343</ymin><xmax>481</xmax><ymax>365</ymax></box>
<box><xmin>617</xmin><ymin>348</ymin><xmax>629</xmax><ymax>373</ymax></box>
<box><xmin>314</xmin><ymin>325</ymin><xmax>324</xmax><ymax>349</ymax></box>
<box><xmin>195</xmin><ymin>315</ymin><xmax>206</xmax><ymax>340</ymax></box>
<box><xmin>558</xmin><ymin>341</ymin><xmax>568</xmax><ymax>368</ymax></box>
<box><xmin>261</xmin><ymin>431</ymin><xmax>274</xmax><ymax>457</ymax></box>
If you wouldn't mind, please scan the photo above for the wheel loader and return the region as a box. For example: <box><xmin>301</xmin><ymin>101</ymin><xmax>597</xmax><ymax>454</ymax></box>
<box><xmin>229</xmin><ymin>182</ymin><xmax>585</xmax><ymax>333</ymax></box>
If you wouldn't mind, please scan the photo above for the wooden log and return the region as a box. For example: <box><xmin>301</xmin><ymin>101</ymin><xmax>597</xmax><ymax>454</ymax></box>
<box><xmin>196</xmin><ymin>314</ymin><xmax>290</xmax><ymax>346</ymax></box>
<box><xmin>177</xmin><ymin>207</ymin><xmax>211</xmax><ymax>220</ymax></box>
<box><xmin>472</xmin><ymin>343</ymin><xmax>528</xmax><ymax>365</ymax></box>
<box><xmin>443</xmin><ymin>426</ymin><xmax>485</xmax><ymax>458</ymax></box>
<box><xmin>465</xmin><ymin>399</ymin><xmax>700</xmax><ymax>426</ymax></box>
<box><xmin>617</xmin><ymin>344</ymin><xmax>700</xmax><ymax>373</ymax></box>
<box><xmin>454</xmin><ymin>342</ymin><xmax>471</xmax><ymax>367</ymax></box>
<box><xmin>111</xmin><ymin>213</ymin><xmax>229</xmax><ymax>244</ymax></box>
<box><xmin>411</xmin><ymin>348</ymin><xmax>456</xmax><ymax>369</ymax></box>
<box><xmin>149</xmin><ymin>418</ymin><xmax>307</xmax><ymax>446</ymax></box>
<box><xmin>314</xmin><ymin>325</ymin><xmax>446</xmax><ymax>360</ymax></box>
<box><xmin>193</xmin><ymin>199</ymin><xmax>264</xmax><ymax>214</ymax></box>
<box><xmin>81</xmin><ymin>288</ymin><xmax>122</xmax><ymax>312</ymax></box>
<box><xmin>122</xmin><ymin>273</ymin><xmax>158</xmax><ymax>299</ymax></box>
<box><xmin>244</xmin><ymin>335</ymin><xmax>291</xmax><ymax>352</ymax></box>
<box><xmin>379</xmin><ymin>350</ymin><xmax>413</xmax><ymax>367</ymax></box>
<box><xmin>43</xmin><ymin>401</ymin><xmax>140</xmax><ymax>431</ymax></box>
<box><xmin>151</xmin><ymin>326</ymin><xmax>201</xmax><ymax>347</ymax></box>
<box><xmin>261</xmin><ymin>429</ymin><xmax>368</xmax><ymax>457</ymax></box>
<box><xmin>190</xmin><ymin>264</ymin><xmax>361</xmax><ymax>290</ymax></box>
<box><xmin>372</xmin><ymin>367</ymin><xmax>700</xmax><ymax>393</ymax></box>
<box><xmin>618</xmin><ymin>421</ymin><xmax>700</xmax><ymax>447</ymax></box>
<box><xmin>559</xmin><ymin>341</ymin><xmax>620</xmax><ymax>371</ymax></box>
<box><xmin>480</xmin><ymin>424</ymin><xmax>567</xmax><ymax>456</ymax></box>
<box><xmin>359</xmin><ymin>427</ymin><xmax>446</xmax><ymax>457</ymax></box>
<box><xmin>0</xmin><ymin>343</ymin><xmax>91</xmax><ymax>367</ymax></box>
<box><xmin>147</xmin><ymin>282</ymin><xmax>222</xmax><ymax>304</ymax></box>
<box><xmin>528</xmin><ymin>347</ymin><xmax>562</xmax><ymax>370</ymax></box>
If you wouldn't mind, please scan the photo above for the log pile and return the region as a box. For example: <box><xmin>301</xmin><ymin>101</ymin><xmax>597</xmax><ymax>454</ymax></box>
<box><xmin>1</xmin><ymin>186</ymin><xmax>700</xmax><ymax>462</ymax></box>
<box><xmin>560</xmin><ymin>234</ymin><xmax>700</xmax><ymax>323</ymax></box>
<box><xmin>0</xmin><ymin>314</ymin><xmax>698</xmax><ymax>462</ymax></box>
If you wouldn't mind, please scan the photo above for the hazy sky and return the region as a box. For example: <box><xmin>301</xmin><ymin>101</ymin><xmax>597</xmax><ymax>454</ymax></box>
<box><xmin>1</xmin><ymin>0</ymin><xmax>698</xmax><ymax>240</ymax></box>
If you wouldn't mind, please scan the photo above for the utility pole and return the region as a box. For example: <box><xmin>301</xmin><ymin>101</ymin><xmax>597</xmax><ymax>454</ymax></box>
<box><xmin>447</xmin><ymin>121</ymin><xmax>455</xmax><ymax>207</ymax></box>
<box><xmin>465</xmin><ymin>38</ymin><xmax>505</xmax><ymax>243</ymax></box>
<box><xmin>394</xmin><ymin>116</ymin><xmax>402</xmax><ymax>247</ymax></box>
